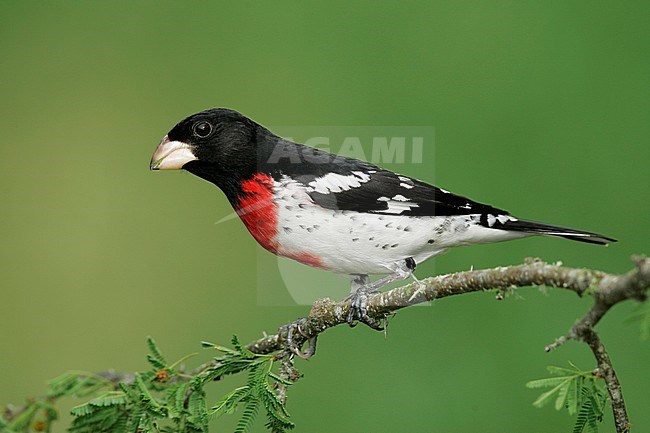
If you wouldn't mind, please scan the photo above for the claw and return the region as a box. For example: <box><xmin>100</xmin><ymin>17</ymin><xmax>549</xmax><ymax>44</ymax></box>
<box><xmin>346</xmin><ymin>259</ymin><xmax>416</xmax><ymax>327</ymax></box>
<box><xmin>279</xmin><ymin>318</ymin><xmax>317</xmax><ymax>359</ymax></box>
<box><xmin>294</xmin><ymin>336</ymin><xmax>317</xmax><ymax>359</ymax></box>
<box><xmin>346</xmin><ymin>288</ymin><xmax>385</xmax><ymax>330</ymax></box>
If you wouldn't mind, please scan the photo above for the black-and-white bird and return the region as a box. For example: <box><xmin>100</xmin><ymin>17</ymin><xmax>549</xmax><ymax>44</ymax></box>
<box><xmin>150</xmin><ymin>108</ymin><xmax>616</xmax><ymax>328</ymax></box>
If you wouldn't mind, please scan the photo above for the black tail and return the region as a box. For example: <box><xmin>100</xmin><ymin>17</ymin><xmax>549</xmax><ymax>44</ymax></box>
<box><xmin>494</xmin><ymin>218</ymin><xmax>617</xmax><ymax>245</ymax></box>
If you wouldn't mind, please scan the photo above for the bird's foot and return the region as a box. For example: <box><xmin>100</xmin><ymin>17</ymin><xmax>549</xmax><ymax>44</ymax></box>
<box><xmin>278</xmin><ymin>318</ymin><xmax>317</xmax><ymax>359</ymax></box>
<box><xmin>345</xmin><ymin>287</ymin><xmax>385</xmax><ymax>330</ymax></box>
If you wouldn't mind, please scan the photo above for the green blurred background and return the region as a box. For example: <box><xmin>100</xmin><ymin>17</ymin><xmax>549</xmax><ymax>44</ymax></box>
<box><xmin>1</xmin><ymin>1</ymin><xmax>648</xmax><ymax>432</ymax></box>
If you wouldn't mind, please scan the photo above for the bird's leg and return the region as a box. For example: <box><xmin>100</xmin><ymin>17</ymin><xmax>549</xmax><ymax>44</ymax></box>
<box><xmin>278</xmin><ymin>317</ymin><xmax>317</xmax><ymax>359</ymax></box>
<box><xmin>404</xmin><ymin>257</ymin><xmax>427</xmax><ymax>301</ymax></box>
<box><xmin>346</xmin><ymin>274</ymin><xmax>378</xmax><ymax>328</ymax></box>
<box><xmin>346</xmin><ymin>259</ymin><xmax>416</xmax><ymax>329</ymax></box>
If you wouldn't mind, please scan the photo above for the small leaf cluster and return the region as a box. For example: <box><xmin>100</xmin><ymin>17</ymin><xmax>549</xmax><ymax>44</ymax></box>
<box><xmin>1</xmin><ymin>370</ymin><xmax>107</xmax><ymax>433</ymax></box>
<box><xmin>526</xmin><ymin>363</ymin><xmax>609</xmax><ymax>433</ymax></box>
<box><xmin>200</xmin><ymin>337</ymin><xmax>294</xmax><ymax>433</ymax></box>
<box><xmin>1</xmin><ymin>336</ymin><xmax>293</xmax><ymax>433</ymax></box>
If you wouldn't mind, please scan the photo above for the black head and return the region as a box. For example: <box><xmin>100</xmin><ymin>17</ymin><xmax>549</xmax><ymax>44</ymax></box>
<box><xmin>150</xmin><ymin>108</ymin><xmax>260</xmax><ymax>191</ymax></box>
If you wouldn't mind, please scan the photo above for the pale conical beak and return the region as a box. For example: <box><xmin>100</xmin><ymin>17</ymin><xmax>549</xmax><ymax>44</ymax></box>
<box><xmin>150</xmin><ymin>135</ymin><xmax>198</xmax><ymax>170</ymax></box>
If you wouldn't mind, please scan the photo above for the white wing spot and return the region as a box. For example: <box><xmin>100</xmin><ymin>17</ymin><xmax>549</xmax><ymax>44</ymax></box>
<box><xmin>497</xmin><ymin>215</ymin><xmax>516</xmax><ymax>224</ymax></box>
<box><xmin>399</xmin><ymin>182</ymin><xmax>414</xmax><ymax>189</ymax></box>
<box><xmin>351</xmin><ymin>171</ymin><xmax>371</xmax><ymax>182</ymax></box>
<box><xmin>306</xmin><ymin>172</ymin><xmax>371</xmax><ymax>195</ymax></box>
<box><xmin>392</xmin><ymin>194</ymin><xmax>408</xmax><ymax>201</ymax></box>
<box><xmin>382</xmin><ymin>202</ymin><xmax>419</xmax><ymax>214</ymax></box>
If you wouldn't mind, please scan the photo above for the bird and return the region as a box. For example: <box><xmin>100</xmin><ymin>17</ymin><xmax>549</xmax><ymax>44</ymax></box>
<box><xmin>150</xmin><ymin>108</ymin><xmax>616</xmax><ymax>331</ymax></box>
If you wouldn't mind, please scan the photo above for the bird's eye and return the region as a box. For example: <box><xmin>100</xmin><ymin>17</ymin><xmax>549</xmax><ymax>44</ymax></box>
<box><xmin>193</xmin><ymin>121</ymin><xmax>213</xmax><ymax>138</ymax></box>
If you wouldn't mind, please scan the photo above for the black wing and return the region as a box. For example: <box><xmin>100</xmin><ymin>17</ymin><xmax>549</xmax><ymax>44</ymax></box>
<box><xmin>303</xmin><ymin>166</ymin><xmax>508</xmax><ymax>217</ymax></box>
<box><xmin>255</xmin><ymin>137</ymin><xmax>507</xmax><ymax>217</ymax></box>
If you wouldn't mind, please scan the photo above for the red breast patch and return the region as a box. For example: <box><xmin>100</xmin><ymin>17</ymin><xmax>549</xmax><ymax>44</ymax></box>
<box><xmin>236</xmin><ymin>174</ymin><xmax>279</xmax><ymax>254</ymax></box>
<box><xmin>235</xmin><ymin>174</ymin><xmax>325</xmax><ymax>270</ymax></box>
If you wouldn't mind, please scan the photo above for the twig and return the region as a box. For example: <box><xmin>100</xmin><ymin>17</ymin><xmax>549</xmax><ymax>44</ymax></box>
<box><xmin>5</xmin><ymin>257</ymin><xmax>647</xmax><ymax>433</ymax></box>
<box><xmin>243</xmin><ymin>256</ymin><xmax>649</xmax><ymax>433</ymax></box>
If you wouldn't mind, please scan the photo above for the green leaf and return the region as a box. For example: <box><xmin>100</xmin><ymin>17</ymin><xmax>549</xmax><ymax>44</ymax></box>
<box><xmin>574</xmin><ymin>401</ymin><xmax>589</xmax><ymax>433</ymax></box>
<box><xmin>571</xmin><ymin>381</ymin><xmax>608</xmax><ymax>433</ymax></box>
<box><xmin>118</xmin><ymin>382</ymin><xmax>140</xmax><ymax>404</ymax></box>
<box><xmin>555</xmin><ymin>379</ymin><xmax>571</xmax><ymax>411</ymax></box>
<box><xmin>4</xmin><ymin>338</ymin><xmax>298</xmax><ymax>433</ymax></box>
<box><xmin>547</xmin><ymin>365</ymin><xmax>582</xmax><ymax>375</ymax></box>
<box><xmin>268</xmin><ymin>372</ymin><xmax>293</xmax><ymax>386</ymax></box>
<box><xmin>259</xmin><ymin>381</ymin><xmax>292</xmax><ymax>420</ymax></box>
<box><xmin>6</xmin><ymin>403</ymin><xmax>37</xmax><ymax>431</ymax></box>
<box><xmin>211</xmin><ymin>386</ymin><xmax>252</xmax><ymax>416</ymax></box>
<box><xmin>166</xmin><ymin>382</ymin><xmax>190</xmax><ymax>416</ymax></box>
<box><xmin>46</xmin><ymin>372</ymin><xmax>106</xmax><ymax>399</ymax></box>
<box><xmin>69</xmin><ymin>404</ymin><xmax>125</xmax><ymax>433</ymax></box>
<box><xmin>146</xmin><ymin>336</ymin><xmax>167</xmax><ymax>366</ymax></box>
<box><xmin>146</xmin><ymin>354</ymin><xmax>167</xmax><ymax>370</ymax></box>
<box><xmin>532</xmin><ymin>381</ymin><xmax>568</xmax><ymax>408</ymax></box>
<box><xmin>88</xmin><ymin>391</ymin><xmax>127</xmax><ymax>407</ymax></box>
<box><xmin>186</xmin><ymin>389</ymin><xmax>209</xmax><ymax>432</ymax></box>
<box><xmin>235</xmin><ymin>400</ymin><xmax>260</xmax><ymax>433</ymax></box>
<box><xmin>134</xmin><ymin>374</ymin><xmax>154</xmax><ymax>398</ymax></box>
<box><xmin>70</xmin><ymin>403</ymin><xmax>95</xmax><ymax>417</ymax></box>
<box><xmin>526</xmin><ymin>376</ymin><xmax>573</xmax><ymax>389</ymax></box>
<box><xmin>0</xmin><ymin>415</ymin><xmax>13</xmax><ymax>433</ymax></box>
<box><xmin>567</xmin><ymin>376</ymin><xmax>582</xmax><ymax>415</ymax></box>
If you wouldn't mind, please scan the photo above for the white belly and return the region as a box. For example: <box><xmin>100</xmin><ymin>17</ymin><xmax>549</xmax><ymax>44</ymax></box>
<box><xmin>271</xmin><ymin>178</ymin><xmax>524</xmax><ymax>275</ymax></box>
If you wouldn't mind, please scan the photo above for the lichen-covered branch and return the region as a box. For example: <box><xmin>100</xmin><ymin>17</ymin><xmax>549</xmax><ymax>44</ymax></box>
<box><xmin>5</xmin><ymin>257</ymin><xmax>647</xmax><ymax>433</ymax></box>
<box><xmin>244</xmin><ymin>256</ymin><xmax>649</xmax><ymax>433</ymax></box>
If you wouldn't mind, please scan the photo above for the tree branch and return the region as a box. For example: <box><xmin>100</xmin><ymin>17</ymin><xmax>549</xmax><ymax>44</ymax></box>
<box><xmin>4</xmin><ymin>257</ymin><xmax>648</xmax><ymax>433</ymax></box>
<box><xmin>244</xmin><ymin>256</ymin><xmax>649</xmax><ymax>433</ymax></box>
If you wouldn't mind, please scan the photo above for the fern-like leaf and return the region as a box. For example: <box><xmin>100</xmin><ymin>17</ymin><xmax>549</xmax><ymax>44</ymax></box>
<box><xmin>211</xmin><ymin>386</ymin><xmax>252</xmax><ymax>416</ymax></box>
<box><xmin>235</xmin><ymin>400</ymin><xmax>260</xmax><ymax>433</ymax></box>
<box><xmin>147</xmin><ymin>354</ymin><xmax>167</xmax><ymax>370</ymax></box>
<box><xmin>147</xmin><ymin>336</ymin><xmax>167</xmax><ymax>365</ymax></box>
<box><xmin>567</xmin><ymin>376</ymin><xmax>582</xmax><ymax>415</ymax></box>
<box><xmin>6</xmin><ymin>403</ymin><xmax>37</xmax><ymax>432</ymax></box>
<box><xmin>531</xmin><ymin>381</ymin><xmax>568</xmax><ymax>408</ymax></box>
<box><xmin>526</xmin><ymin>376</ymin><xmax>572</xmax><ymax>389</ymax></box>
<box><xmin>530</xmin><ymin>363</ymin><xmax>609</xmax><ymax>433</ymax></box>
<box><xmin>186</xmin><ymin>389</ymin><xmax>209</xmax><ymax>432</ymax></box>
